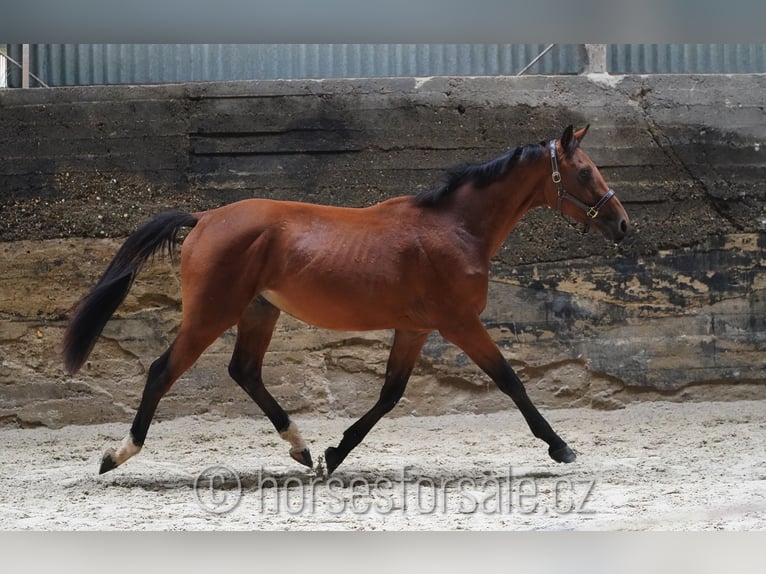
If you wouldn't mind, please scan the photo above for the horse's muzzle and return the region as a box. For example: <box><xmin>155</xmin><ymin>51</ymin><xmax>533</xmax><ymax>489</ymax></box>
<box><xmin>608</xmin><ymin>216</ymin><xmax>630</xmax><ymax>243</ymax></box>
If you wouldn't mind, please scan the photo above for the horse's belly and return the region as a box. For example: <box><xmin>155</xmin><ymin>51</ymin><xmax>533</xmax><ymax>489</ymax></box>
<box><xmin>260</xmin><ymin>288</ymin><xmax>415</xmax><ymax>332</ymax></box>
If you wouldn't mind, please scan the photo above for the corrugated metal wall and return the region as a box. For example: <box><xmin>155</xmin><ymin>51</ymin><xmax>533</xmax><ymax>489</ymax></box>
<box><xmin>7</xmin><ymin>44</ymin><xmax>583</xmax><ymax>87</ymax></box>
<box><xmin>5</xmin><ymin>44</ymin><xmax>766</xmax><ymax>87</ymax></box>
<box><xmin>609</xmin><ymin>44</ymin><xmax>766</xmax><ymax>74</ymax></box>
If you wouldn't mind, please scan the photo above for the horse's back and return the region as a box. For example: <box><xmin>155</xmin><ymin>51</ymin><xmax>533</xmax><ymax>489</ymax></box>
<box><xmin>181</xmin><ymin>195</ymin><xmax>486</xmax><ymax>331</ymax></box>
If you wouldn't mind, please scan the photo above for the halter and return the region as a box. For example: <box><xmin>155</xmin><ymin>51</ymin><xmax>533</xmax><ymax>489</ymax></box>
<box><xmin>548</xmin><ymin>139</ymin><xmax>615</xmax><ymax>233</ymax></box>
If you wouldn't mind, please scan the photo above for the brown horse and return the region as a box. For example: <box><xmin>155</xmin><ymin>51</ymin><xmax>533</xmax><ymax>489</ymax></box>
<box><xmin>63</xmin><ymin>125</ymin><xmax>629</xmax><ymax>476</ymax></box>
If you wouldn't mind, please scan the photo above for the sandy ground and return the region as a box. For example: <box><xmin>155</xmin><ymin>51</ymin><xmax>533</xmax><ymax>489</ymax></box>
<box><xmin>1</xmin><ymin>400</ymin><xmax>765</xmax><ymax>531</ymax></box>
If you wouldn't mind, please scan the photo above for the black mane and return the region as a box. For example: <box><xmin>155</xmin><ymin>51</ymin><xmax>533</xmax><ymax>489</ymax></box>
<box><xmin>413</xmin><ymin>142</ymin><xmax>546</xmax><ymax>207</ymax></box>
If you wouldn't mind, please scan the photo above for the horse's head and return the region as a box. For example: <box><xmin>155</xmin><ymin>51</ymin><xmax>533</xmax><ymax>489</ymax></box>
<box><xmin>546</xmin><ymin>125</ymin><xmax>630</xmax><ymax>243</ymax></box>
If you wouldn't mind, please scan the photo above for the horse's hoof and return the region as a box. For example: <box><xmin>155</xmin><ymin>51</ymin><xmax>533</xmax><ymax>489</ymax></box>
<box><xmin>290</xmin><ymin>447</ymin><xmax>313</xmax><ymax>468</ymax></box>
<box><xmin>99</xmin><ymin>448</ymin><xmax>119</xmax><ymax>474</ymax></box>
<box><xmin>549</xmin><ymin>444</ymin><xmax>576</xmax><ymax>463</ymax></box>
<box><xmin>324</xmin><ymin>447</ymin><xmax>342</xmax><ymax>475</ymax></box>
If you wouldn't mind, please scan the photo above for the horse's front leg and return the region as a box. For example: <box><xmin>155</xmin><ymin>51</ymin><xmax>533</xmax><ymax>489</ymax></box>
<box><xmin>324</xmin><ymin>329</ymin><xmax>428</xmax><ymax>475</ymax></box>
<box><xmin>440</xmin><ymin>317</ymin><xmax>576</xmax><ymax>463</ymax></box>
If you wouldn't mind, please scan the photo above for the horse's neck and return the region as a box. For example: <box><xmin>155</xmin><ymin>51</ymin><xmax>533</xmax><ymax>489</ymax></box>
<box><xmin>454</xmin><ymin>169</ymin><xmax>548</xmax><ymax>259</ymax></box>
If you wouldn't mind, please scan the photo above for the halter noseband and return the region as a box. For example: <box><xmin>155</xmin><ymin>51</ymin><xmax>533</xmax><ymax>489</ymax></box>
<box><xmin>548</xmin><ymin>139</ymin><xmax>615</xmax><ymax>233</ymax></box>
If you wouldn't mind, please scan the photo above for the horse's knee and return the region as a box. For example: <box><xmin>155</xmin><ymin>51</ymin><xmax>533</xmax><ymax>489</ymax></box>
<box><xmin>227</xmin><ymin>359</ymin><xmax>242</xmax><ymax>382</ymax></box>
<box><xmin>490</xmin><ymin>363</ymin><xmax>529</xmax><ymax>400</ymax></box>
<box><xmin>378</xmin><ymin>386</ymin><xmax>406</xmax><ymax>414</ymax></box>
<box><xmin>228</xmin><ymin>355</ymin><xmax>259</xmax><ymax>384</ymax></box>
<box><xmin>146</xmin><ymin>351</ymin><xmax>172</xmax><ymax>388</ymax></box>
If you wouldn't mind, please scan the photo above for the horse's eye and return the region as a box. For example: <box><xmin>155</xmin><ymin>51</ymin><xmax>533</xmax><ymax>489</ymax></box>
<box><xmin>577</xmin><ymin>168</ymin><xmax>592</xmax><ymax>184</ymax></box>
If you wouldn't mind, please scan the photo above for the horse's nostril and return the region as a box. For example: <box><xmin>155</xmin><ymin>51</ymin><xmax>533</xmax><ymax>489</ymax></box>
<box><xmin>619</xmin><ymin>219</ymin><xmax>629</xmax><ymax>235</ymax></box>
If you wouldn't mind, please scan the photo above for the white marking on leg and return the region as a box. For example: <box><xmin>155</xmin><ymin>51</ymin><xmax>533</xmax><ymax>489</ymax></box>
<box><xmin>112</xmin><ymin>434</ymin><xmax>142</xmax><ymax>466</ymax></box>
<box><xmin>279</xmin><ymin>421</ymin><xmax>307</xmax><ymax>453</ymax></box>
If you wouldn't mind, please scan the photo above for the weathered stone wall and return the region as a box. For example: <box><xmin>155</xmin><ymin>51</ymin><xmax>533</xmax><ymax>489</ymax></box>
<box><xmin>1</xmin><ymin>75</ymin><xmax>764</xmax><ymax>428</ymax></box>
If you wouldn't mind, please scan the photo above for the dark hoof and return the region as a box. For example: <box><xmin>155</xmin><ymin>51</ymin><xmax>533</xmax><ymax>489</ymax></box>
<box><xmin>549</xmin><ymin>444</ymin><xmax>576</xmax><ymax>463</ymax></box>
<box><xmin>324</xmin><ymin>446</ymin><xmax>343</xmax><ymax>476</ymax></box>
<box><xmin>99</xmin><ymin>451</ymin><xmax>119</xmax><ymax>474</ymax></box>
<box><xmin>290</xmin><ymin>448</ymin><xmax>313</xmax><ymax>468</ymax></box>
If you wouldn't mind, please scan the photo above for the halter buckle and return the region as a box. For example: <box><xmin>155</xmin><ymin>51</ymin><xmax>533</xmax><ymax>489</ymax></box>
<box><xmin>552</xmin><ymin>171</ymin><xmax>561</xmax><ymax>184</ymax></box>
<box><xmin>587</xmin><ymin>206</ymin><xmax>599</xmax><ymax>219</ymax></box>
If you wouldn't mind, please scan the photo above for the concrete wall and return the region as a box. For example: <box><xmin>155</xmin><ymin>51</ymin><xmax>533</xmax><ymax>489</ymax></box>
<box><xmin>1</xmin><ymin>74</ymin><xmax>764</xmax><ymax>428</ymax></box>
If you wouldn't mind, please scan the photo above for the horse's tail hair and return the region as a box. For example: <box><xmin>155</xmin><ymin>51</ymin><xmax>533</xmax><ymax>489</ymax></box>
<box><xmin>62</xmin><ymin>210</ymin><xmax>198</xmax><ymax>375</ymax></box>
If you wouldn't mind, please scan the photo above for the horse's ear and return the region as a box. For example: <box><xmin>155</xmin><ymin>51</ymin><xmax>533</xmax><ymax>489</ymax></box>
<box><xmin>560</xmin><ymin>125</ymin><xmax>575</xmax><ymax>154</ymax></box>
<box><xmin>574</xmin><ymin>124</ymin><xmax>590</xmax><ymax>142</ymax></box>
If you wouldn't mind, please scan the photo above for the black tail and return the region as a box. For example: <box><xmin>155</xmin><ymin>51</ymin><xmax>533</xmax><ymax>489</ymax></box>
<box><xmin>62</xmin><ymin>210</ymin><xmax>198</xmax><ymax>374</ymax></box>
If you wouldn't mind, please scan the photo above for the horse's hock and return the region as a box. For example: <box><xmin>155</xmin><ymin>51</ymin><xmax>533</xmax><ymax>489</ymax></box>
<box><xmin>1</xmin><ymin>74</ymin><xmax>764</xmax><ymax>428</ymax></box>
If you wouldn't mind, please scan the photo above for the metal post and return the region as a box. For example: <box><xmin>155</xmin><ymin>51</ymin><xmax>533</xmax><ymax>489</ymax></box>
<box><xmin>582</xmin><ymin>44</ymin><xmax>607</xmax><ymax>74</ymax></box>
<box><xmin>22</xmin><ymin>44</ymin><xmax>30</xmax><ymax>88</ymax></box>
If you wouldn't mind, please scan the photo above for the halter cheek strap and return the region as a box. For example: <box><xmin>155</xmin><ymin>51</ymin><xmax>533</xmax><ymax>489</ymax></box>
<box><xmin>548</xmin><ymin>139</ymin><xmax>616</xmax><ymax>233</ymax></box>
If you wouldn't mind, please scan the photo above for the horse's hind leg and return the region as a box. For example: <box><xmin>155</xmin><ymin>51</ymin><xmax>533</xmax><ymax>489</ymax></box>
<box><xmin>228</xmin><ymin>296</ymin><xmax>312</xmax><ymax>468</ymax></box>
<box><xmin>99</xmin><ymin>323</ymin><xmax>229</xmax><ymax>474</ymax></box>
<box><xmin>440</xmin><ymin>317</ymin><xmax>576</xmax><ymax>464</ymax></box>
<box><xmin>324</xmin><ymin>329</ymin><xmax>428</xmax><ymax>475</ymax></box>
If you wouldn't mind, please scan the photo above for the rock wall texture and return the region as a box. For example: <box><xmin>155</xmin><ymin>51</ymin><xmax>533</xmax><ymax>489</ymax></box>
<box><xmin>0</xmin><ymin>74</ymin><xmax>764</xmax><ymax>428</ymax></box>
